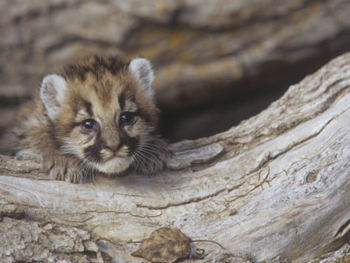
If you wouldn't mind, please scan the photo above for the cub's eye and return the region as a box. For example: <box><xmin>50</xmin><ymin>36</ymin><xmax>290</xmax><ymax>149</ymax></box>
<box><xmin>120</xmin><ymin>112</ymin><xmax>135</xmax><ymax>125</ymax></box>
<box><xmin>81</xmin><ymin>119</ymin><xmax>96</xmax><ymax>130</ymax></box>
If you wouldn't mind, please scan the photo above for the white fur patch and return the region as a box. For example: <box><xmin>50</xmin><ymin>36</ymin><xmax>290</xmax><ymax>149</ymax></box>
<box><xmin>40</xmin><ymin>74</ymin><xmax>67</xmax><ymax>121</ymax></box>
<box><xmin>93</xmin><ymin>156</ymin><xmax>132</xmax><ymax>174</ymax></box>
<box><xmin>128</xmin><ymin>58</ymin><xmax>155</xmax><ymax>100</ymax></box>
<box><xmin>15</xmin><ymin>150</ymin><xmax>42</xmax><ymax>162</ymax></box>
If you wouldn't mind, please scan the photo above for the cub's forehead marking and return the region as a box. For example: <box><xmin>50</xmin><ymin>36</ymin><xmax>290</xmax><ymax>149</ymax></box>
<box><xmin>82</xmin><ymin>100</ymin><xmax>93</xmax><ymax>116</ymax></box>
<box><xmin>74</xmin><ymin>99</ymin><xmax>94</xmax><ymax>120</ymax></box>
<box><xmin>118</xmin><ymin>91</ymin><xmax>126</xmax><ymax>110</ymax></box>
<box><xmin>124</xmin><ymin>99</ymin><xmax>138</xmax><ymax>112</ymax></box>
<box><xmin>75</xmin><ymin>109</ymin><xmax>90</xmax><ymax>122</ymax></box>
<box><xmin>95</xmin><ymin>81</ymin><xmax>114</xmax><ymax>103</ymax></box>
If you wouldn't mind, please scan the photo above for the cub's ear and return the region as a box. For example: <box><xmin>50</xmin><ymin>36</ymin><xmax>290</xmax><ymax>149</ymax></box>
<box><xmin>128</xmin><ymin>57</ymin><xmax>155</xmax><ymax>100</ymax></box>
<box><xmin>40</xmin><ymin>74</ymin><xmax>67</xmax><ymax>121</ymax></box>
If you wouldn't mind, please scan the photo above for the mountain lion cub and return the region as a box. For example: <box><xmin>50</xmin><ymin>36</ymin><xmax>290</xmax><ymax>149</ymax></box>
<box><xmin>0</xmin><ymin>55</ymin><xmax>169</xmax><ymax>183</ymax></box>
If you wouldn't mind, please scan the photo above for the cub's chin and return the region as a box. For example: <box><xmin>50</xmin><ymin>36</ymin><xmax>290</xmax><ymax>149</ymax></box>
<box><xmin>92</xmin><ymin>157</ymin><xmax>132</xmax><ymax>174</ymax></box>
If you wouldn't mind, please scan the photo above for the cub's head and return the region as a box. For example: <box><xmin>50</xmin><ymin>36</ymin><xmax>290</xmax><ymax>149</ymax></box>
<box><xmin>40</xmin><ymin>55</ymin><xmax>166</xmax><ymax>175</ymax></box>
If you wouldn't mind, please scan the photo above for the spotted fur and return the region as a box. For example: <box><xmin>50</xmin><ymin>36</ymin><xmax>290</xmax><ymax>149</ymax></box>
<box><xmin>0</xmin><ymin>55</ymin><xmax>169</xmax><ymax>183</ymax></box>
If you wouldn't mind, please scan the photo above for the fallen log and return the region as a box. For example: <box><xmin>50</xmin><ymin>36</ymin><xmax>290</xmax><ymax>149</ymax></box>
<box><xmin>1</xmin><ymin>52</ymin><xmax>350</xmax><ymax>262</ymax></box>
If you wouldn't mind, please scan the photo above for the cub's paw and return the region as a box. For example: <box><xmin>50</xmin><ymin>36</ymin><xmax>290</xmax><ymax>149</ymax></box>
<box><xmin>43</xmin><ymin>154</ymin><xmax>94</xmax><ymax>183</ymax></box>
<box><xmin>15</xmin><ymin>150</ymin><xmax>42</xmax><ymax>163</ymax></box>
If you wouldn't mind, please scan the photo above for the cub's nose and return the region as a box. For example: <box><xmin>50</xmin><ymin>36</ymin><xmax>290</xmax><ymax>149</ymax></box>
<box><xmin>105</xmin><ymin>144</ymin><xmax>120</xmax><ymax>152</ymax></box>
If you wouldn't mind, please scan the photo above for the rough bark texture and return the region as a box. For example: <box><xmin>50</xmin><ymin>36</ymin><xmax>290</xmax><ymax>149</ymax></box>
<box><xmin>1</xmin><ymin>0</ymin><xmax>350</xmax><ymax>140</ymax></box>
<box><xmin>2</xmin><ymin>52</ymin><xmax>350</xmax><ymax>262</ymax></box>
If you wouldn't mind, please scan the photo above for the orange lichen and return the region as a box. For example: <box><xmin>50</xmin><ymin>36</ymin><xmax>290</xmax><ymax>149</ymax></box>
<box><xmin>169</xmin><ymin>32</ymin><xmax>187</xmax><ymax>48</ymax></box>
<box><xmin>178</xmin><ymin>52</ymin><xmax>193</xmax><ymax>62</ymax></box>
<box><xmin>214</xmin><ymin>46</ymin><xmax>229</xmax><ymax>57</ymax></box>
<box><xmin>193</xmin><ymin>64</ymin><xmax>209</xmax><ymax>76</ymax></box>
<box><xmin>155</xmin><ymin>0</ymin><xmax>168</xmax><ymax>14</ymax></box>
<box><xmin>308</xmin><ymin>2</ymin><xmax>320</xmax><ymax>13</ymax></box>
<box><xmin>140</xmin><ymin>29</ymin><xmax>167</xmax><ymax>43</ymax></box>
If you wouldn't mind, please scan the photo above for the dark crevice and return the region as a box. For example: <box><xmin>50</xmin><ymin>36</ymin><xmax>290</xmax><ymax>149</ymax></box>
<box><xmin>334</xmin><ymin>218</ymin><xmax>350</xmax><ymax>237</ymax></box>
<box><xmin>159</xmin><ymin>37</ymin><xmax>350</xmax><ymax>142</ymax></box>
<box><xmin>0</xmin><ymin>210</ymin><xmax>26</xmax><ymax>221</ymax></box>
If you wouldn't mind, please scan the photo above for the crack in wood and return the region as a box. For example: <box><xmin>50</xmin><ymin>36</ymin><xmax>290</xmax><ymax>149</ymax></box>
<box><xmin>135</xmin><ymin>108</ymin><xmax>345</xmax><ymax>211</ymax></box>
<box><xmin>136</xmin><ymin>188</ymin><xmax>228</xmax><ymax>210</ymax></box>
<box><xmin>254</xmin><ymin>115</ymin><xmax>338</xmax><ymax>173</ymax></box>
<box><xmin>334</xmin><ymin>218</ymin><xmax>350</xmax><ymax>238</ymax></box>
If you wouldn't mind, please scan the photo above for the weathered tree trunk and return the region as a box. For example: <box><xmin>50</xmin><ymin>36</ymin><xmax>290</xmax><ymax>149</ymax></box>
<box><xmin>2</xmin><ymin>52</ymin><xmax>350</xmax><ymax>262</ymax></box>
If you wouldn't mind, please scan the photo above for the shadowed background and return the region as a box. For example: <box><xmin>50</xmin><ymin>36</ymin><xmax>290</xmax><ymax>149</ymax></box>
<box><xmin>1</xmin><ymin>0</ymin><xmax>349</xmax><ymax>142</ymax></box>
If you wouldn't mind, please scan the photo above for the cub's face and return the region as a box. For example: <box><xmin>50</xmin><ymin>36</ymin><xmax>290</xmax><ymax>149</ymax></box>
<box><xmin>40</xmin><ymin>56</ymin><xmax>160</xmax><ymax>174</ymax></box>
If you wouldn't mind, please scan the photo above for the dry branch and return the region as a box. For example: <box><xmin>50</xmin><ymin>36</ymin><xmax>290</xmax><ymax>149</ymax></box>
<box><xmin>2</xmin><ymin>52</ymin><xmax>350</xmax><ymax>262</ymax></box>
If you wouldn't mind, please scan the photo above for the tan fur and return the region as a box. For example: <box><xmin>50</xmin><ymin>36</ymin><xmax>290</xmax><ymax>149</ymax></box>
<box><xmin>0</xmin><ymin>55</ymin><xmax>169</xmax><ymax>183</ymax></box>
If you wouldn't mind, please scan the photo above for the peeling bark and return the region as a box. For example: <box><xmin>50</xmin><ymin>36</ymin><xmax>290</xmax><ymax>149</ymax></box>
<box><xmin>1</xmin><ymin>52</ymin><xmax>350</xmax><ymax>262</ymax></box>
